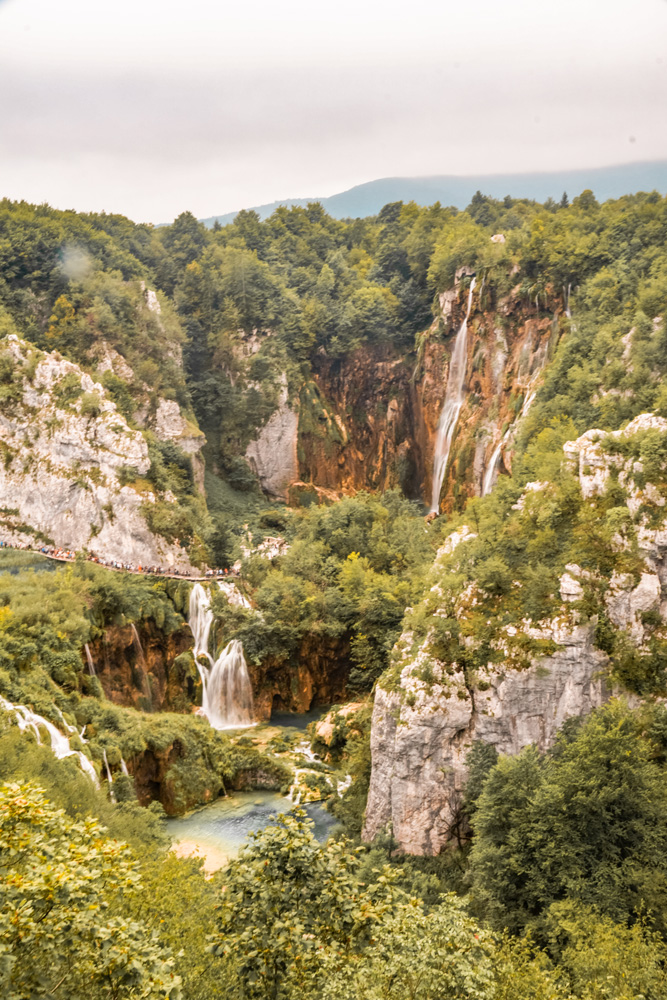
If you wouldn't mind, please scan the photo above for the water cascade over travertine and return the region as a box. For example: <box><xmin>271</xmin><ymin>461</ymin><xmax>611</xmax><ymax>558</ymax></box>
<box><xmin>0</xmin><ymin>696</ymin><xmax>98</xmax><ymax>785</ymax></box>
<box><xmin>102</xmin><ymin>748</ymin><xmax>116</xmax><ymax>802</ymax></box>
<box><xmin>188</xmin><ymin>583</ymin><xmax>254</xmax><ymax>729</ymax></box>
<box><xmin>430</xmin><ymin>277</ymin><xmax>476</xmax><ymax>512</ymax></box>
<box><xmin>482</xmin><ymin>436</ymin><xmax>505</xmax><ymax>496</ymax></box>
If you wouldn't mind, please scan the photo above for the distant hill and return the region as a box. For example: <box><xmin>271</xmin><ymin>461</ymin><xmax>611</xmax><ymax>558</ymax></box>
<box><xmin>200</xmin><ymin>160</ymin><xmax>667</xmax><ymax>227</ymax></box>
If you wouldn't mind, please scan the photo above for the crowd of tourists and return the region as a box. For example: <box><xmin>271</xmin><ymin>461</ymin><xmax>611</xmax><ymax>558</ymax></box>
<box><xmin>0</xmin><ymin>539</ymin><xmax>237</xmax><ymax>580</ymax></box>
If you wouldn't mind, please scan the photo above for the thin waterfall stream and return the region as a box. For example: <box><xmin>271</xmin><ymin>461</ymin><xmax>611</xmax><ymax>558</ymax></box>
<box><xmin>188</xmin><ymin>583</ymin><xmax>254</xmax><ymax>729</ymax></box>
<box><xmin>84</xmin><ymin>642</ymin><xmax>96</xmax><ymax>677</ymax></box>
<box><xmin>482</xmin><ymin>436</ymin><xmax>505</xmax><ymax>496</ymax></box>
<box><xmin>430</xmin><ymin>277</ymin><xmax>476</xmax><ymax>512</ymax></box>
<box><xmin>482</xmin><ymin>386</ymin><xmax>539</xmax><ymax>496</ymax></box>
<box><xmin>130</xmin><ymin>623</ymin><xmax>153</xmax><ymax>710</ymax></box>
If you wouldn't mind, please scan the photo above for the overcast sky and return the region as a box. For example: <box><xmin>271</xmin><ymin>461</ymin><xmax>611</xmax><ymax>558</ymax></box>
<box><xmin>1</xmin><ymin>0</ymin><xmax>666</xmax><ymax>224</ymax></box>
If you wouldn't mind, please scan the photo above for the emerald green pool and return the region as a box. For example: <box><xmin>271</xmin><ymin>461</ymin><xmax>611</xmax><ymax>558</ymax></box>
<box><xmin>168</xmin><ymin>790</ymin><xmax>336</xmax><ymax>871</ymax></box>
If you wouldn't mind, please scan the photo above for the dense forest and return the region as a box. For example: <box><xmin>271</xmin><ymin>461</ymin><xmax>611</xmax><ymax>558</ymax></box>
<box><xmin>3</xmin><ymin>187</ymin><xmax>667</xmax><ymax>998</ymax></box>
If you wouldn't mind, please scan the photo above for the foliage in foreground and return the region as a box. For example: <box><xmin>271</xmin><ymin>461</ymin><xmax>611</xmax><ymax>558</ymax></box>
<box><xmin>468</xmin><ymin>701</ymin><xmax>667</xmax><ymax>938</ymax></box>
<box><xmin>0</xmin><ymin>782</ymin><xmax>180</xmax><ymax>1000</ymax></box>
<box><xmin>6</xmin><ymin>740</ymin><xmax>667</xmax><ymax>1000</ymax></box>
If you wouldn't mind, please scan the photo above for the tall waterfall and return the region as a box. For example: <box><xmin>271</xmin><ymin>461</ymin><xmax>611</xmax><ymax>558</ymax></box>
<box><xmin>188</xmin><ymin>584</ymin><xmax>254</xmax><ymax>729</ymax></box>
<box><xmin>430</xmin><ymin>277</ymin><xmax>476</xmax><ymax>512</ymax></box>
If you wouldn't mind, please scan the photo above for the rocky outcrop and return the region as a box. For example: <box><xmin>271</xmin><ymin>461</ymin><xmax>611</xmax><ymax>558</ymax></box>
<box><xmin>299</xmin><ymin>346</ymin><xmax>425</xmax><ymax>499</ymax></box>
<box><xmin>363</xmin><ymin>415</ymin><xmax>667</xmax><ymax>854</ymax></box>
<box><xmin>89</xmin><ymin>621</ymin><xmax>196</xmax><ymax>713</ymax></box>
<box><xmin>249</xmin><ymin>633</ymin><xmax>351</xmax><ymax>721</ymax></box>
<box><xmin>0</xmin><ymin>336</ymin><xmax>197</xmax><ymax>572</ymax></box>
<box><xmin>363</xmin><ymin>621</ymin><xmax>609</xmax><ymax>854</ymax></box>
<box><xmin>152</xmin><ymin>398</ymin><xmax>206</xmax><ymax>491</ymax></box>
<box><xmin>245</xmin><ymin>376</ymin><xmax>299</xmax><ymax>501</ymax></box>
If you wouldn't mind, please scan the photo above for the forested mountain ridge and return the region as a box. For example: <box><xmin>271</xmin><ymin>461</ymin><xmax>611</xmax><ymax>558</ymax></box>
<box><xmin>200</xmin><ymin>159</ymin><xmax>667</xmax><ymax>227</ymax></box>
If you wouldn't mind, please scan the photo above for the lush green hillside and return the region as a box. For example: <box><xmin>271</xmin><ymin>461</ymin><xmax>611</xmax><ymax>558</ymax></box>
<box><xmin>4</xmin><ymin>188</ymin><xmax>667</xmax><ymax>998</ymax></box>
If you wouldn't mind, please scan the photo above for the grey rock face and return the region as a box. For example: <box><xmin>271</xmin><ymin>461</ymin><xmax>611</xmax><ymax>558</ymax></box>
<box><xmin>245</xmin><ymin>377</ymin><xmax>298</xmax><ymax>500</ymax></box>
<box><xmin>363</xmin><ymin>622</ymin><xmax>609</xmax><ymax>854</ymax></box>
<box><xmin>364</xmin><ymin>418</ymin><xmax>667</xmax><ymax>855</ymax></box>
<box><xmin>0</xmin><ymin>337</ymin><xmax>196</xmax><ymax>572</ymax></box>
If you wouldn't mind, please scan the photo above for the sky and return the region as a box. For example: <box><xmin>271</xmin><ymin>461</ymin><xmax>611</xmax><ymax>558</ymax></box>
<box><xmin>1</xmin><ymin>0</ymin><xmax>666</xmax><ymax>224</ymax></box>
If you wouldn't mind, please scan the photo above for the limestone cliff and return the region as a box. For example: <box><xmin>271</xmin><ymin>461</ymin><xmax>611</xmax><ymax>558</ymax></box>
<box><xmin>363</xmin><ymin>416</ymin><xmax>667</xmax><ymax>854</ymax></box>
<box><xmin>90</xmin><ymin>621</ymin><xmax>195</xmax><ymax>713</ymax></box>
<box><xmin>363</xmin><ymin>620</ymin><xmax>610</xmax><ymax>854</ymax></box>
<box><xmin>0</xmin><ymin>335</ymin><xmax>197</xmax><ymax>572</ymax></box>
<box><xmin>252</xmin><ymin>279</ymin><xmax>560</xmax><ymax>509</ymax></box>
<box><xmin>245</xmin><ymin>376</ymin><xmax>299</xmax><ymax>501</ymax></box>
<box><xmin>249</xmin><ymin>633</ymin><xmax>351</xmax><ymax>721</ymax></box>
<box><xmin>417</xmin><ymin>274</ymin><xmax>558</xmax><ymax>512</ymax></box>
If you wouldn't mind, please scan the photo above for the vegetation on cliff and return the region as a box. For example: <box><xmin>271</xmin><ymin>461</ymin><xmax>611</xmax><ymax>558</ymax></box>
<box><xmin>4</xmin><ymin>186</ymin><xmax>667</xmax><ymax>997</ymax></box>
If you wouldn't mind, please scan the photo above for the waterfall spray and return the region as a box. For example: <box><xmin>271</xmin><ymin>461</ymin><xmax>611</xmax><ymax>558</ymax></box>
<box><xmin>188</xmin><ymin>584</ymin><xmax>254</xmax><ymax>729</ymax></box>
<box><xmin>430</xmin><ymin>277</ymin><xmax>476</xmax><ymax>512</ymax></box>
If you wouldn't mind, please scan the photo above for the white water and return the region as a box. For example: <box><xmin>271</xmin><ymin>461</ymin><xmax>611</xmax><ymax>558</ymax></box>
<box><xmin>288</xmin><ymin>742</ymin><xmax>324</xmax><ymax>803</ymax></box>
<box><xmin>217</xmin><ymin>579</ymin><xmax>251</xmax><ymax>609</ymax></box>
<box><xmin>130</xmin><ymin>623</ymin><xmax>145</xmax><ymax>661</ymax></box>
<box><xmin>482</xmin><ymin>387</ymin><xmax>539</xmax><ymax>497</ymax></box>
<box><xmin>430</xmin><ymin>277</ymin><xmax>476</xmax><ymax>512</ymax></box>
<box><xmin>121</xmin><ymin>758</ymin><xmax>129</xmax><ymax>777</ymax></box>
<box><xmin>188</xmin><ymin>584</ymin><xmax>254</xmax><ymax>729</ymax></box>
<box><xmin>102</xmin><ymin>749</ymin><xmax>116</xmax><ymax>803</ymax></box>
<box><xmin>84</xmin><ymin>642</ymin><xmax>96</xmax><ymax>676</ymax></box>
<box><xmin>0</xmin><ymin>696</ymin><xmax>99</xmax><ymax>785</ymax></box>
<box><xmin>482</xmin><ymin>437</ymin><xmax>504</xmax><ymax>496</ymax></box>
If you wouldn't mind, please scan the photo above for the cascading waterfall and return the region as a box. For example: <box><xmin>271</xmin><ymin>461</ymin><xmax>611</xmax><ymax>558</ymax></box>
<box><xmin>188</xmin><ymin>584</ymin><xmax>254</xmax><ymax>729</ymax></box>
<box><xmin>430</xmin><ymin>277</ymin><xmax>476</xmax><ymax>512</ymax></box>
<box><xmin>84</xmin><ymin>642</ymin><xmax>96</xmax><ymax>676</ymax></box>
<box><xmin>189</xmin><ymin>583</ymin><xmax>214</xmax><ymax>661</ymax></box>
<box><xmin>0</xmin><ymin>696</ymin><xmax>99</xmax><ymax>785</ymax></box>
<box><xmin>121</xmin><ymin>758</ymin><xmax>129</xmax><ymax>777</ymax></box>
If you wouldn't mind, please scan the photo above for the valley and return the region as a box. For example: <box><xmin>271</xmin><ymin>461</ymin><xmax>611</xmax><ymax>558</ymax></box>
<box><xmin>3</xmin><ymin>187</ymin><xmax>667</xmax><ymax>997</ymax></box>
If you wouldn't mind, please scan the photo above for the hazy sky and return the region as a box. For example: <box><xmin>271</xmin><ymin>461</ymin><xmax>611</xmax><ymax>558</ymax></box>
<box><xmin>1</xmin><ymin>0</ymin><xmax>666</xmax><ymax>223</ymax></box>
